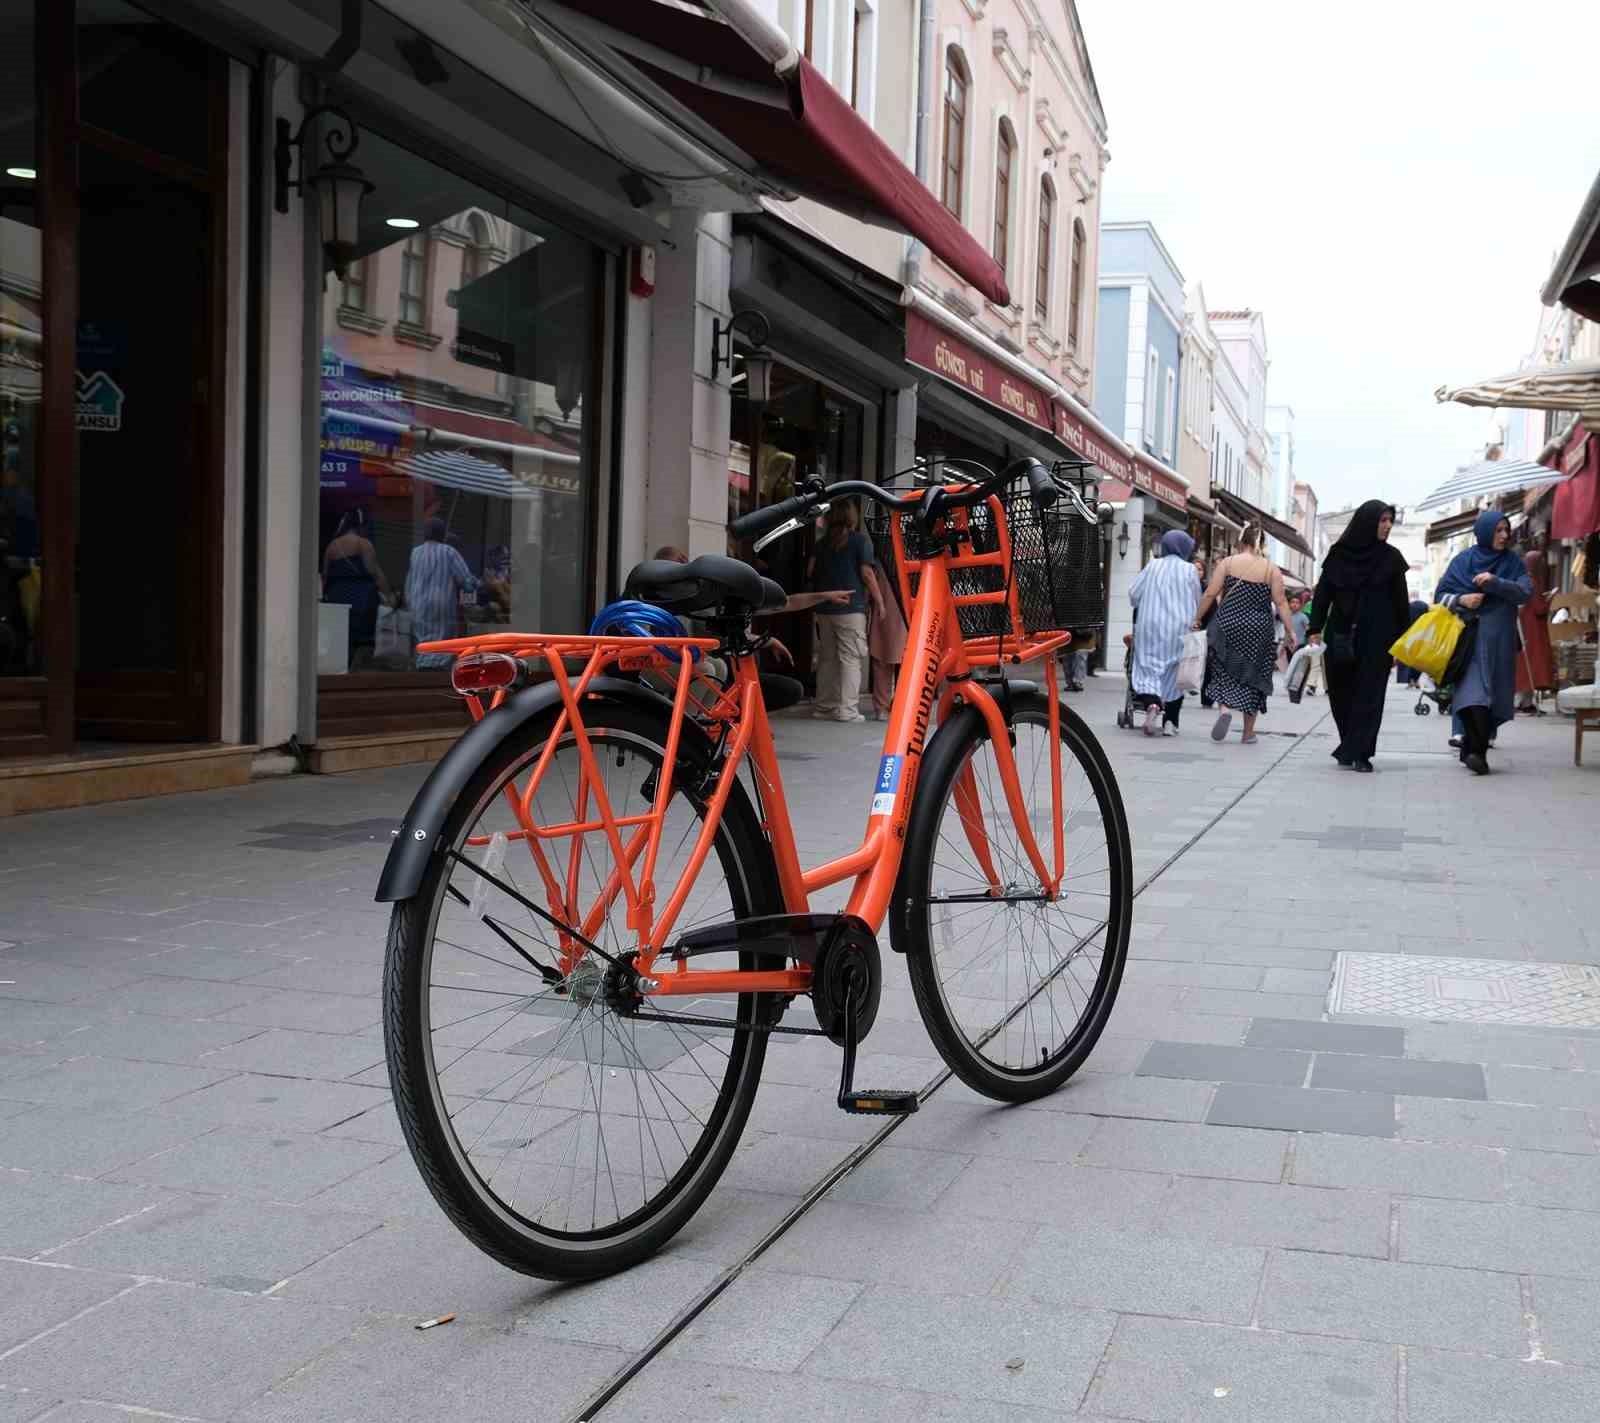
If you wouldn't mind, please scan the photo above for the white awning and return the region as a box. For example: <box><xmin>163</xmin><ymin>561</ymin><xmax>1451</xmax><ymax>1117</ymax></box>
<box><xmin>1435</xmin><ymin>360</ymin><xmax>1600</xmax><ymax>421</ymax></box>
<box><xmin>1413</xmin><ymin>457</ymin><xmax>1566</xmax><ymax>513</ymax></box>
<box><xmin>394</xmin><ymin>451</ymin><xmax>536</xmax><ymax>500</ymax></box>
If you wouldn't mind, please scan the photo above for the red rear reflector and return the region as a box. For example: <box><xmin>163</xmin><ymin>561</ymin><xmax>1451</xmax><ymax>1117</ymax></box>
<box><xmin>451</xmin><ymin>653</ymin><xmax>521</xmax><ymax>696</ymax></box>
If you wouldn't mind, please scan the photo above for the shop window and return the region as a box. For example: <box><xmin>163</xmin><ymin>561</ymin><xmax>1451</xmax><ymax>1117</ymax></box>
<box><xmin>1035</xmin><ymin>177</ymin><xmax>1054</xmax><ymax>324</ymax></box>
<box><xmin>1164</xmin><ymin>367</ymin><xmax>1177</xmax><ymax>462</ymax></box>
<box><xmin>941</xmin><ymin>49</ymin><xmax>967</xmax><ymax>218</ymax></box>
<box><xmin>316</xmin><ymin>129</ymin><xmax>598</xmax><ymax>708</ymax></box>
<box><xmin>1068</xmin><ymin>218</ymin><xmax>1085</xmax><ymax>353</ymax></box>
<box><xmin>1144</xmin><ymin>350</ymin><xmax>1159</xmax><ymax>445</ymax></box>
<box><xmin>993</xmin><ymin>122</ymin><xmax>1013</xmax><ymax>282</ymax></box>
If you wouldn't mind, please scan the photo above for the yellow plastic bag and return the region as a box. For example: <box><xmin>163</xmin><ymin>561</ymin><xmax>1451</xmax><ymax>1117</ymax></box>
<box><xmin>1389</xmin><ymin>603</ymin><xmax>1463</xmax><ymax>681</ymax></box>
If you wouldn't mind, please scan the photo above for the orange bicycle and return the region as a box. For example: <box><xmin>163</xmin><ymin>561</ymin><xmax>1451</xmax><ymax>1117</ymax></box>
<box><xmin>377</xmin><ymin>456</ymin><xmax>1132</xmax><ymax>1280</ymax></box>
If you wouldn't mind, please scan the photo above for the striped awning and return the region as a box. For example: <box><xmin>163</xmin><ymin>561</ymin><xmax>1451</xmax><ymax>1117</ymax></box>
<box><xmin>1413</xmin><ymin>457</ymin><xmax>1567</xmax><ymax>513</ymax></box>
<box><xmin>393</xmin><ymin>450</ymin><xmax>536</xmax><ymax>500</ymax></box>
<box><xmin>1435</xmin><ymin>360</ymin><xmax>1600</xmax><ymax>421</ymax></box>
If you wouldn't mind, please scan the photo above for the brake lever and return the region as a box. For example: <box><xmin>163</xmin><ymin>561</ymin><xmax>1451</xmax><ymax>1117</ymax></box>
<box><xmin>1061</xmin><ymin>484</ymin><xmax>1097</xmax><ymax>524</ymax></box>
<box><xmin>753</xmin><ymin>517</ymin><xmax>802</xmax><ymax>554</ymax></box>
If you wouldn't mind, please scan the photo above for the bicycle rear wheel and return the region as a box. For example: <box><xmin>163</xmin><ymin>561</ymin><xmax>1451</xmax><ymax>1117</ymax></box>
<box><xmin>894</xmin><ymin>688</ymin><xmax>1132</xmax><ymax>1101</ymax></box>
<box><xmin>384</xmin><ymin>698</ymin><xmax>784</xmax><ymax>1280</ymax></box>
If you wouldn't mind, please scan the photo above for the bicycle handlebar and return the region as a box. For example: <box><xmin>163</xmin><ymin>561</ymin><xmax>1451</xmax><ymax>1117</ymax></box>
<box><xmin>727</xmin><ymin>457</ymin><xmax>1062</xmax><ymax>545</ymax></box>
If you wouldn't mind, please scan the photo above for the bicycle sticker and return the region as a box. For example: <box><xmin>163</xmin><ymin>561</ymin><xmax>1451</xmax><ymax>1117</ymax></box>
<box><xmin>468</xmin><ymin>831</ymin><xmax>507</xmax><ymax>920</ymax></box>
<box><xmin>871</xmin><ymin>755</ymin><xmax>901</xmax><ymax>817</ymax></box>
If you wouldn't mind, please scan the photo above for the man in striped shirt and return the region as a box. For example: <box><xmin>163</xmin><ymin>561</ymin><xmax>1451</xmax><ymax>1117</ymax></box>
<box><xmin>404</xmin><ymin>518</ymin><xmax>479</xmax><ymax>667</ymax></box>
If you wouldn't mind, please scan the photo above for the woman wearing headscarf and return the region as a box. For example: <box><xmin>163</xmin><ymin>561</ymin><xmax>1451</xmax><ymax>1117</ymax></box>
<box><xmin>1306</xmin><ymin>500</ymin><xmax>1410</xmax><ymax>772</ymax></box>
<box><xmin>1128</xmin><ymin>529</ymin><xmax>1203</xmax><ymax>737</ymax></box>
<box><xmin>1436</xmin><ymin>510</ymin><xmax>1532</xmax><ymax>775</ymax></box>
<box><xmin>1515</xmin><ymin>550</ymin><xmax>1554</xmax><ymax>714</ymax></box>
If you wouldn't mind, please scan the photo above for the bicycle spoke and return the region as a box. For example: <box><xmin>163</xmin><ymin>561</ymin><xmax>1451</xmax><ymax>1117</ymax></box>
<box><xmin>398</xmin><ymin>719</ymin><xmax>773</xmax><ymax>1249</ymax></box>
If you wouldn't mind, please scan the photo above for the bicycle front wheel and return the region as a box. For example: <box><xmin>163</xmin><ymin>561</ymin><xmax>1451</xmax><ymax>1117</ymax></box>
<box><xmin>895</xmin><ymin>688</ymin><xmax>1132</xmax><ymax>1101</ymax></box>
<box><xmin>384</xmin><ymin>698</ymin><xmax>784</xmax><ymax>1281</ymax></box>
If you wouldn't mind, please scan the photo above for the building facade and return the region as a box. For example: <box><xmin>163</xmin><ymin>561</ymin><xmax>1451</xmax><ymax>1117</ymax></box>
<box><xmin>1178</xmin><ymin>286</ymin><xmax>1217</xmax><ymax>492</ymax></box>
<box><xmin>0</xmin><ymin>0</ymin><xmax>904</xmax><ymax>806</ymax></box>
<box><xmin>1090</xmin><ymin>220</ymin><xmax>1193</xmax><ymax>654</ymax></box>
<box><xmin>1211</xmin><ymin>343</ymin><xmax>1251</xmax><ymax>502</ymax></box>
<box><xmin>0</xmin><ymin>0</ymin><xmax>1156</xmax><ymax>810</ymax></box>
<box><xmin>1210</xmin><ymin>309</ymin><xmax>1271</xmax><ymax>512</ymax></box>
<box><xmin>1265</xmin><ymin>403</ymin><xmax>1300</xmax><ymax>579</ymax></box>
<box><xmin>1292</xmin><ymin>479</ymin><xmax>1321</xmax><ymax>584</ymax></box>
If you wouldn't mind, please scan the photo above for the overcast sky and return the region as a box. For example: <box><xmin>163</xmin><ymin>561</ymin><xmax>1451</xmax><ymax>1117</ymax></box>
<box><xmin>1076</xmin><ymin>0</ymin><xmax>1600</xmax><ymax>514</ymax></box>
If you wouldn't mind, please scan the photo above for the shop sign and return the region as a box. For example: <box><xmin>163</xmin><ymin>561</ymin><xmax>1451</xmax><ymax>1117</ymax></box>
<box><xmin>74</xmin><ymin>370</ymin><xmax>124</xmax><ymax>432</ymax></box>
<box><xmin>75</xmin><ymin>320</ymin><xmax>126</xmax><ymax>432</ymax></box>
<box><xmin>318</xmin><ymin>454</ymin><xmax>371</xmax><ymax>491</ymax></box>
<box><xmin>321</xmin><ymin>376</ymin><xmax>407</xmax><ymax>408</ymax></box>
<box><xmin>1124</xmin><ymin>456</ymin><xmax>1188</xmax><ymax>512</ymax></box>
<box><xmin>1053</xmin><ymin>402</ymin><xmax>1186</xmax><ymax>511</ymax></box>
<box><xmin>451</xmin><ymin>329</ymin><xmax>516</xmax><ymax>376</ymax></box>
<box><xmin>523</xmin><ymin>467</ymin><xmax>583</xmax><ymax>496</ymax></box>
<box><xmin>905</xmin><ymin>312</ymin><xmax>1053</xmax><ymax>433</ymax></box>
<box><xmin>321</xmin><ymin>416</ymin><xmax>395</xmax><ymax>461</ymax></box>
<box><xmin>1054</xmin><ymin>402</ymin><xmax>1131</xmax><ymax>482</ymax></box>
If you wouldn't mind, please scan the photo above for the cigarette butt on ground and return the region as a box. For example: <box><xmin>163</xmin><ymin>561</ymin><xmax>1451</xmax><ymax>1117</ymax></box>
<box><xmin>414</xmin><ymin>1313</ymin><xmax>456</xmax><ymax>1331</ymax></box>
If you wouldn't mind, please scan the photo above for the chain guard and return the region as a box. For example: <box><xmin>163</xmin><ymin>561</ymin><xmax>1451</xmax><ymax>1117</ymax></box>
<box><xmin>811</xmin><ymin>917</ymin><xmax>882</xmax><ymax>1047</ymax></box>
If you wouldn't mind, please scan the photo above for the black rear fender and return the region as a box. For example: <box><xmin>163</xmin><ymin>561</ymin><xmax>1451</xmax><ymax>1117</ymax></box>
<box><xmin>374</xmin><ymin>677</ymin><xmax>683</xmax><ymax>903</ymax></box>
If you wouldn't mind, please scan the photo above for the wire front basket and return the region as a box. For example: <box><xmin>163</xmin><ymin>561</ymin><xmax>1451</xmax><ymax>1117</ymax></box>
<box><xmin>868</xmin><ymin>468</ymin><xmax>1105</xmax><ymax>641</ymax></box>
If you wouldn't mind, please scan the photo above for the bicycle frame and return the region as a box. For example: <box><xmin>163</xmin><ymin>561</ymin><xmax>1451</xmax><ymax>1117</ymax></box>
<box><xmin>425</xmin><ymin>491</ymin><xmax>1074</xmax><ymax>1005</ymax></box>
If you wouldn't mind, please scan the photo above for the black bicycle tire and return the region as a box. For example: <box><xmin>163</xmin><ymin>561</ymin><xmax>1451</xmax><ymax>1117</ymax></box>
<box><xmin>383</xmin><ymin>699</ymin><xmax>784</xmax><ymax>1281</ymax></box>
<box><xmin>895</xmin><ymin>690</ymin><xmax>1133</xmax><ymax>1102</ymax></box>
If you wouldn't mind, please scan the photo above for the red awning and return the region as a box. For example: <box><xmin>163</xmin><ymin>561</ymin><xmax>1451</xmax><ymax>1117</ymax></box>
<box><xmin>554</xmin><ymin>0</ymin><xmax>1009</xmax><ymax>305</ymax></box>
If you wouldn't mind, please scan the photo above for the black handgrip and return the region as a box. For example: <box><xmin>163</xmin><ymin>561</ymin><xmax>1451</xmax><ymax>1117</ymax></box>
<box><xmin>729</xmin><ymin>490</ymin><xmax>816</xmax><ymax>543</ymax></box>
<box><xmin>1024</xmin><ymin>459</ymin><xmax>1060</xmax><ymax>510</ymax></box>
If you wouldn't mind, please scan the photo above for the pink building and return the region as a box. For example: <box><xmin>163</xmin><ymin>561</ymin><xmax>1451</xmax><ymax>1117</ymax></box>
<box><xmin>914</xmin><ymin>0</ymin><xmax>1109</xmax><ymax>407</ymax></box>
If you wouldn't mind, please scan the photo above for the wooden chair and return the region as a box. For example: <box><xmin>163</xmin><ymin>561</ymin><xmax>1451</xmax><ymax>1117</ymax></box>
<box><xmin>1557</xmin><ymin>683</ymin><xmax>1600</xmax><ymax>766</ymax></box>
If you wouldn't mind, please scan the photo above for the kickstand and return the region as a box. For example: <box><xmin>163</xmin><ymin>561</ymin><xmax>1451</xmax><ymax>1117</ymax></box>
<box><xmin>835</xmin><ymin>967</ymin><xmax>918</xmax><ymax>1116</ymax></box>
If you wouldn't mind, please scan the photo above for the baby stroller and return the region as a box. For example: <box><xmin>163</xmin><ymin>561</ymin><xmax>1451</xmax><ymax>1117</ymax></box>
<box><xmin>1413</xmin><ymin>674</ymin><xmax>1436</xmax><ymax>717</ymax></box>
<box><xmin>1115</xmin><ymin>631</ymin><xmax>1138</xmax><ymax>729</ymax></box>
<box><xmin>1115</xmin><ymin>608</ymin><xmax>1139</xmax><ymax>729</ymax></box>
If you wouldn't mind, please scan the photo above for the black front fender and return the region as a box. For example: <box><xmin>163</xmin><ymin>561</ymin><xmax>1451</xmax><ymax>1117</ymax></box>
<box><xmin>373</xmin><ymin>676</ymin><xmax>677</xmax><ymax>903</ymax></box>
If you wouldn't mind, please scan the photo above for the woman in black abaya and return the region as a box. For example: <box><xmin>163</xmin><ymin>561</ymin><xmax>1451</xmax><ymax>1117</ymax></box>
<box><xmin>1307</xmin><ymin>500</ymin><xmax>1411</xmax><ymax>771</ymax></box>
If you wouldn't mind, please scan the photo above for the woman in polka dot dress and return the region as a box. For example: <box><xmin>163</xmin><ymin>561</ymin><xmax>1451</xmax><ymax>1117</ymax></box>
<box><xmin>1194</xmin><ymin>524</ymin><xmax>1298</xmax><ymax>745</ymax></box>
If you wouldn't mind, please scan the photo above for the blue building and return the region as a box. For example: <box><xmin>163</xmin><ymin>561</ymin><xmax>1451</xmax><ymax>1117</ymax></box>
<box><xmin>1095</xmin><ymin>222</ymin><xmax>1185</xmax><ymax>472</ymax></box>
<box><xmin>1094</xmin><ymin>222</ymin><xmax>1189</xmax><ymax>650</ymax></box>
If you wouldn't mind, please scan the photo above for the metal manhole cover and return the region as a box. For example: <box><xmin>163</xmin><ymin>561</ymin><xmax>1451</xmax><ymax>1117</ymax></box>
<box><xmin>1331</xmin><ymin>953</ymin><xmax>1600</xmax><ymax>1027</ymax></box>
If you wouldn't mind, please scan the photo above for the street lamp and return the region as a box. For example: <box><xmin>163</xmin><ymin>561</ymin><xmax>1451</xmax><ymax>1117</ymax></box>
<box><xmin>712</xmin><ymin>309</ymin><xmax>773</xmax><ymax>402</ymax></box>
<box><xmin>274</xmin><ymin>104</ymin><xmax>374</xmax><ymax>281</ymax></box>
<box><xmin>1117</xmin><ymin>522</ymin><xmax>1130</xmax><ymax>560</ymax></box>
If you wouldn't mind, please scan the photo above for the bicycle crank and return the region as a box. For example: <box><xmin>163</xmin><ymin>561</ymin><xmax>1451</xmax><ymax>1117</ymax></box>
<box><xmin>812</xmin><ymin>921</ymin><xmax>917</xmax><ymax>1116</ymax></box>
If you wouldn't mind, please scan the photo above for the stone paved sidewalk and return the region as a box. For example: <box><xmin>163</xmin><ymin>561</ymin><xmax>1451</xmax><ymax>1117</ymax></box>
<box><xmin>2</xmin><ymin>676</ymin><xmax>1598</xmax><ymax>1421</ymax></box>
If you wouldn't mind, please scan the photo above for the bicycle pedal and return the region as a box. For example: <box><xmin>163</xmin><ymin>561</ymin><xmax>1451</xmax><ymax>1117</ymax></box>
<box><xmin>838</xmin><ymin>1090</ymin><xmax>919</xmax><ymax>1115</ymax></box>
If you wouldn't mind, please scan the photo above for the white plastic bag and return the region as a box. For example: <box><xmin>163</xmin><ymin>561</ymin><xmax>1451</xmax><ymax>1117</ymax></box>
<box><xmin>1285</xmin><ymin>642</ymin><xmax>1324</xmax><ymax>702</ymax></box>
<box><xmin>1176</xmin><ymin>630</ymin><xmax>1207</xmax><ymax>694</ymax></box>
<box><xmin>375</xmin><ymin>605</ymin><xmax>413</xmax><ymax>665</ymax></box>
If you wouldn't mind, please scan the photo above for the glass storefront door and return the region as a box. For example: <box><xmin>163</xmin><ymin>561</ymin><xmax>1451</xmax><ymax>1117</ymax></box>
<box><xmin>74</xmin><ymin>142</ymin><xmax>215</xmax><ymax>741</ymax></box>
<box><xmin>728</xmin><ymin>356</ymin><xmax>870</xmax><ymax>693</ymax></box>
<box><xmin>0</xmin><ymin>0</ymin><xmax>46</xmax><ymax>752</ymax></box>
<box><xmin>1</xmin><ymin>0</ymin><xmax>226</xmax><ymax>754</ymax></box>
<box><xmin>73</xmin><ymin>6</ymin><xmax>223</xmax><ymax>743</ymax></box>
